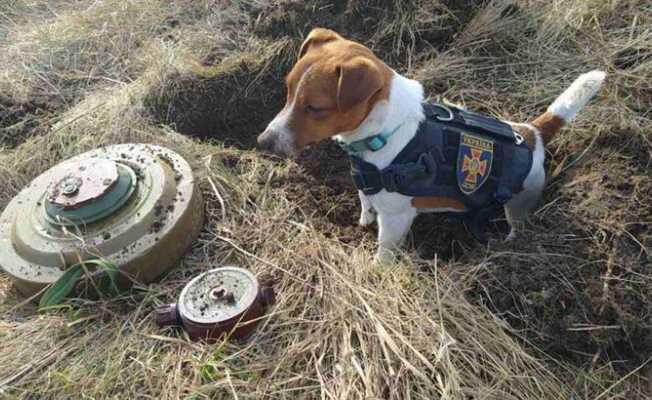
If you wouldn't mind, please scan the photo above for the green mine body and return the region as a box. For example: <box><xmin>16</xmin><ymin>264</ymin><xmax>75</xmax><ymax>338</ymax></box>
<box><xmin>0</xmin><ymin>144</ymin><xmax>205</xmax><ymax>299</ymax></box>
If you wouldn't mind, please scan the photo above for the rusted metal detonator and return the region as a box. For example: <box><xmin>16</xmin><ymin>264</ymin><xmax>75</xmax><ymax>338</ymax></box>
<box><xmin>155</xmin><ymin>267</ymin><xmax>274</xmax><ymax>341</ymax></box>
<box><xmin>0</xmin><ymin>144</ymin><xmax>204</xmax><ymax>298</ymax></box>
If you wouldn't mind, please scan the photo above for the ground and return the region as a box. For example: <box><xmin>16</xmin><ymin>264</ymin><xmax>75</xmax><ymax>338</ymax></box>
<box><xmin>1</xmin><ymin>0</ymin><xmax>651</xmax><ymax>399</ymax></box>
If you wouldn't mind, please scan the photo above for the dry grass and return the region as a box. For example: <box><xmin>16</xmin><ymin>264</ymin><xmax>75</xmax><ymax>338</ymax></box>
<box><xmin>1</xmin><ymin>0</ymin><xmax>651</xmax><ymax>398</ymax></box>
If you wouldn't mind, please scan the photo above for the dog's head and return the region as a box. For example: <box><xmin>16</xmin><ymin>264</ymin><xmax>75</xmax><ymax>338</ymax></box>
<box><xmin>257</xmin><ymin>28</ymin><xmax>393</xmax><ymax>156</ymax></box>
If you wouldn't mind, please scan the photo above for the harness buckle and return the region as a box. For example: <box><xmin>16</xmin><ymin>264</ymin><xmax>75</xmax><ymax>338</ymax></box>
<box><xmin>417</xmin><ymin>152</ymin><xmax>437</xmax><ymax>177</ymax></box>
<box><xmin>365</xmin><ymin>135</ymin><xmax>387</xmax><ymax>151</ymax></box>
<box><xmin>380</xmin><ymin>166</ymin><xmax>401</xmax><ymax>192</ymax></box>
<box><xmin>379</xmin><ymin>156</ymin><xmax>434</xmax><ymax>193</ymax></box>
<box><xmin>514</xmin><ymin>132</ymin><xmax>525</xmax><ymax>145</ymax></box>
<box><xmin>353</xmin><ymin>170</ymin><xmax>375</xmax><ymax>194</ymax></box>
<box><xmin>433</xmin><ymin>104</ymin><xmax>454</xmax><ymax>122</ymax></box>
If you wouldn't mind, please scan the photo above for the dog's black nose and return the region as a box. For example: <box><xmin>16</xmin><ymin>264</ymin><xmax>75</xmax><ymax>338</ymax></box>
<box><xmin>257</xmin><ymin>130</ymin><xmax>276</xmax><ymax>152</ymax></box>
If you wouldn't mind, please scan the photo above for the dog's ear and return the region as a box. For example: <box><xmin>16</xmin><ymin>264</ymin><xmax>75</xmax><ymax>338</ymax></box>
<box><xmin>336</xmin><ymin>57</ymin><xmax>384</xmax><ymax>112</ymax></box>
<box><xmin>298</xmin><ymin>28</ymin><xmax>341</xmax><ymax>59</ymax></box>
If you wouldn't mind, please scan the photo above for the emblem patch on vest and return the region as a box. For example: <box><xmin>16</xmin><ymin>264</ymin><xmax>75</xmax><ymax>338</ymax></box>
<box><xmin>457</xmin><ymin>133</ymin><xmax>494</xmax><ymax>194</ymax></box>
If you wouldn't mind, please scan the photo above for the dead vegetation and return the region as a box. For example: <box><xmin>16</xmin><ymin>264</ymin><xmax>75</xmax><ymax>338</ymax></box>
<box><xmin>1</xmin><ymin>0</ymin><xmax>651</xmax><ymax>399</ymax></box>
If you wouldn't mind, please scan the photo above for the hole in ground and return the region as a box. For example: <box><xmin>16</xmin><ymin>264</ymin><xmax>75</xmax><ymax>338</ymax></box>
<box><xmin>147</xmin><ymin>70</ymin><xmax>284</xmax><ymax>149</ymax></box>
<box><xmin>145</xmin><ymin>42</ymin><xmax>295</xmax><ymax>149</ymax></box>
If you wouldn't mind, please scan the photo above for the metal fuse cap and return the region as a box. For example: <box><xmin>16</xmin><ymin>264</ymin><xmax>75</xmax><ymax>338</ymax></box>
<box><xmin>0</xmin><ymin>144</ymin><xmax>204</xmax><ymax>298</ymax></box>
<box><xmin>155</xmin><ymin>267</ymin><xmax>274</xmax><ymax>341</ymax></box>
<box><xmin>44</xmin><ymin>158</ymin><xmax>137</xmax><ymax>226</ymax></box>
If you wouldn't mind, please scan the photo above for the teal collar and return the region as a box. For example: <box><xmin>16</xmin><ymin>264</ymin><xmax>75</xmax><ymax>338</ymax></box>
<box><xmin>337</xmin><ymin>124</ymin><xmax>403</xmax><ymax>154</ymax></box>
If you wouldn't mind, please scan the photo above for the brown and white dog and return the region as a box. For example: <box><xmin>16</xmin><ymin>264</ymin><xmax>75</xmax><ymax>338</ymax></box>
<box><xmin>257</xmin><ymin>28</ymin><xmax>605</xmax><ymax>261</ymax></box>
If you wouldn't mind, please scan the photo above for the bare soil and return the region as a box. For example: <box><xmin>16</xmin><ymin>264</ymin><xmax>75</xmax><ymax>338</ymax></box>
<box><xmin>0</xmin><ymin>96</ymin><xmax>60</xmax><ymax>148</ymax></box>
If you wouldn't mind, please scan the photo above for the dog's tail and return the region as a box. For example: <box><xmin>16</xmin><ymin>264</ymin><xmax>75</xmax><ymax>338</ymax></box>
<box><xmin>531</xmin><ymin>70</ymin><xmax>606</xmax><ymax>145</ymax></box>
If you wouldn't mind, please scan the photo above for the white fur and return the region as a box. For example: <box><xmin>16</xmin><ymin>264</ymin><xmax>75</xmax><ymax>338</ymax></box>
<box><xmin>336</xmin><ymin>73</ymin><xmax>425</xmax><ymax>261</ymax></box>
<box><xmin>265</xmin><ymin>106</ymin><xmax>295</xmax><ymax>154</ymax></box>
<box><xmin>336</xmin><ymin>73</ymin><xmax>425</xmax><ymax>169</ymax></box>
<box><xmin>504</xmin><ymin>123</ymin><xmax>545</xmax><ymax>241</ymax></box>
<box><xmin>260</xmin><ymin>66</ymin><xmax>316</xmax><ymax>155</ymax></box>
<box><xmin>358</xmin><ymin>190</ymin><xmax>376</xmax><ymax>226</ymax></box>
<box><xmin>547</xmin><ymin>70</ymin><xmax>606</xmax><ymax>122</ymax></box>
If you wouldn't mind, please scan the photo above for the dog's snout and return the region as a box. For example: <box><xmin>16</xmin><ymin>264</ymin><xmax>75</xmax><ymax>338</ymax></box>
<box><xmin>257</xmin><ymin>125</ymin><xmax>295</xmax><ymax>157</ymax></box>
<box><xmin>257</xmin><ymin>130</ymin><xmax>275</xmax><ymax>151</ymax></box>
<box><xmin>258</xmin><ymin>128</ymin><xmax>290</xmax><ymax>155</ymax></box>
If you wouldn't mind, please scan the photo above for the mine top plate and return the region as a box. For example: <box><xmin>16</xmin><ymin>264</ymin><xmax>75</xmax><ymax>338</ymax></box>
<box><xmin>178</xmin><ymin>267</ymin><xmax>260</xmax><ymax>324</ymax></box>
<box><xmin>46</xmin><ymin>159</ymin><xmax>120</xmax><ymax>209</ymax></box>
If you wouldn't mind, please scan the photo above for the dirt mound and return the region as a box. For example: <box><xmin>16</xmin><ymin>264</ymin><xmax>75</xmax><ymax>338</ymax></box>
<box><xmin>0</xmin><ymin>96</ymin><xmax>59</xmax><ymax>148</ymax></box>
<box><xmin>461</xmin><ymin>142</ymin><xmax>652</xmax><ymax>370</ymax></box>
<box><xmin>251</xmin><ymin>0</ymin><xmax>482</xmax><ymax>64</ymax></box>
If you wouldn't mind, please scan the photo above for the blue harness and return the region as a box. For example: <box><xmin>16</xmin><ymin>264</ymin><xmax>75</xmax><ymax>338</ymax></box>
<box><xmin>342</xmin><ymin>103</ymin><xmax>533</xmax><ymax>241</ymax></box>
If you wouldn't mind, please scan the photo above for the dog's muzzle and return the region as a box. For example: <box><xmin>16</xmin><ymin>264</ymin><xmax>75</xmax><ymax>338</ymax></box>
<box><xmin>256</xmin><ymin>129</ymin><xmax>276</xmax><ymax>152</ymax></box>
<box><xmin>256</xmin><ymin>128</ymin><xmax>295</xmax><ymax>157</ymax></box>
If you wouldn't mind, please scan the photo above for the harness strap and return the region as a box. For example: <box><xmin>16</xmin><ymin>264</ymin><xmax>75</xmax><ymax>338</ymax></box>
<box><xmin>351</xmin><ymin>152</ymin><xmax>436</xmax><ymax>195</ymax></box>
<box><xmin>425</xmin><ymin>102</ymin><xmax>519</xmax><ymax>144</ymax></box>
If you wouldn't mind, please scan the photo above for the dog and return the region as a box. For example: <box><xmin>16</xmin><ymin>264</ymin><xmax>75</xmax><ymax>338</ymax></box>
<box><xmin>257</xmin><ymin>28</ymin><xmax>606</xmax><ymax>261</ymax></box>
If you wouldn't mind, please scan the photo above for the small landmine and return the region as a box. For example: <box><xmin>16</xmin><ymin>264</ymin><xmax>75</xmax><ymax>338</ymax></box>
<box><xmin>155</xmin><ymin>267</ymin><xmax>274</xmax><ymax>341</ymax></box>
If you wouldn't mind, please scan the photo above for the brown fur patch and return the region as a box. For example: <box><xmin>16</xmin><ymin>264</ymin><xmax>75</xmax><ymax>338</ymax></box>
<box><xmin>282</xmin><ymin>28</ymin><xmax>394</xmax><ymax>151</ymax></box>
<box><xmin>298</xmin><ymin>28</ymin><xmax>342</xmax><ymax>59</ymax></box>
<box><xmin>512</xmin><ymin>124</ymin><xmax>537</xmax><ymax>151</ymax></box>
<box><xmin>532</xmin><ymin>112</ymin><xmax>565</xmax><ymax>145</ymax></box>
<box><xmin>412</xmin><ymin>197</ymin><xmax>467</xmax><ymax>211</ymax></box>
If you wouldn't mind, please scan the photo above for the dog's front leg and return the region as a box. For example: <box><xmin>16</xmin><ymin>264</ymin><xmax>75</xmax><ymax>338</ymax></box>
<box><xmin>375</xmin><ymin>209</ymin><xmax>417</xmax><ymax>263</ymax></box>
<box><xmin>358</xmin><ymin>191</ymin><xmax>376</xmax><ymax>226</ymax></box>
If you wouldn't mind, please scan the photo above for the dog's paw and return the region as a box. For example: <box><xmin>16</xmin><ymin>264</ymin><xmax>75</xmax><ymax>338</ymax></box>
<box><xmin>359</xmin><ymin>210</ymin><xmax>377</xmax><ymax>227</ymax></box>
<box><xmin>505</xmin><ymin>229</ymin><xmax>518</xmax><ymax>242</ymax></box>
<box><xmin>373</xmin><ymin>247</ymin><xmax>396</xmax><ymax>265</ymax></box>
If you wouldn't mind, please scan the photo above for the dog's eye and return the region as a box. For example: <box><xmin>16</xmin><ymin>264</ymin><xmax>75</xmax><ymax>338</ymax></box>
<box><xmin>305</xmin><ymin>105</ymin><xmax>324</xmax><ymax>114</ymax></box>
